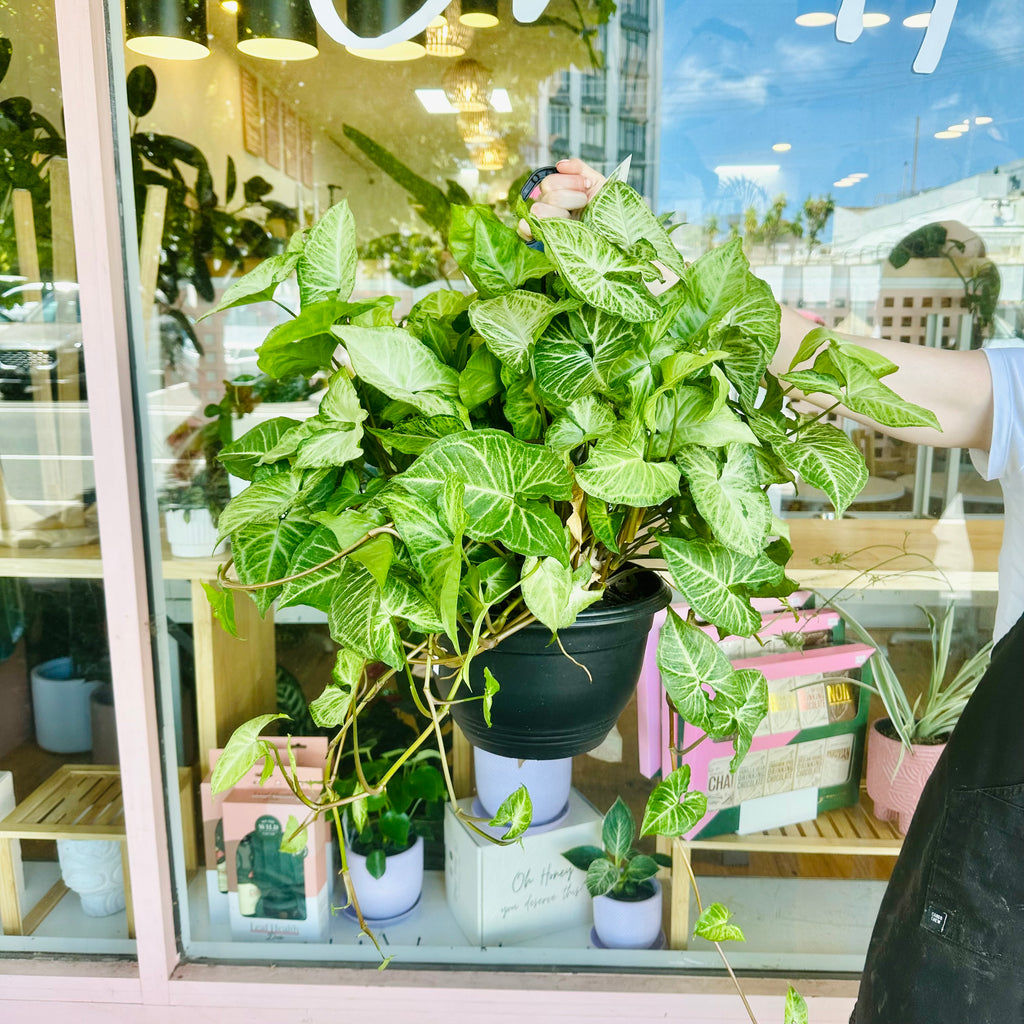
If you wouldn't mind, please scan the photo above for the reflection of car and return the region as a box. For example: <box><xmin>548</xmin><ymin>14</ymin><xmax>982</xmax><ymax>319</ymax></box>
<box><xmin>0</xmin><ymin>282</ymin><xmax>84</xmax><ymax>399</ymax></box>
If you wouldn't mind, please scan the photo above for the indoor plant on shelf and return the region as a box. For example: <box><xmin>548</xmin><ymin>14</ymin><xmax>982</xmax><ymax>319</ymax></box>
<box><xmin>835</xmin><ymin>600</ymin><xmax>992</xmax><ymax>834</ymax></box>
<box><xmin>199</xmin><ymin>172</ymin><xmax>937</xmax><ymax>943</ymax></box>
<box><xmin>563</xmin><ymin>795</ymin><xmax>671</xmax><ymax>949</ymax></box>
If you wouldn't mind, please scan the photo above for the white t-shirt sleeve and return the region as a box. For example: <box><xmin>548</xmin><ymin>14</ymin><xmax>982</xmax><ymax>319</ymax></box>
<box><xmin>970</xmin><ymin>345</ymin><xmax>1024</xmax><ymax>481</ymax></box>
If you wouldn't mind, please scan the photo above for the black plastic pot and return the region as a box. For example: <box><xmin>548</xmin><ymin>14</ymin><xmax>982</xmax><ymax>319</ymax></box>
<box><xmin>448</xmin><ymin>568</ymin><xmax>671</xmax><ymax>759</ymax></box>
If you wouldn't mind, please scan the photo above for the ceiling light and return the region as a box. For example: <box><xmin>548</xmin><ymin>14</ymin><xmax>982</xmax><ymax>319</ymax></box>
<box><xmin>947</xmin><ymin>123</ymin><xmax>969</xmax><ymax>133</ymax></box>
<box><xmin>443</xmin><ymin>59</ymin><xmax>491</xmax><ymax>112</ymax></box>
<box><xmin>903</xmin><ymin>12</ymin><xmax>930</xmax><ymax>28</ymax></box>
<box><xmin>490</xmin><ymin>89</ymin><xmax>512</xmax><ymax>113</ymax></box>
<box><xmin>934</xmin><ymin>130</ymin><xmax>962</xmax><ymax>139</ymax></box>
<box><xmin>862</xmin><ymin>12</ymin><xmax>890</xmax><ymax>27</ymax></box>
<box><xmin>471</xmin><ymin>137</ymin><xmax>507</xmax><ymax>171</ymax></box>
<box><xmin>795</xmin><ymin>2</ymin><xmax>836</xmax><ymax>27</ymax></box>
<box><xmin>416</xmin><ymin>89</ymin><xmax>456</xmax><ymax>113</ymax></box>
<box><xmin>237</xmin><ymin>0</ymin><xmax>319</xmax><ymax>60</ymax></box>
<box><xmin>425</xmin><ymin>2</ymin><xmax>472</xmax><ymax>56</ymax></box>
<box><xmin>458</xmin><ymin>110</ymin><xmax>497</xmax><ymax>144</ymax></box>
<box><xmin>772</xmin><ymin>142</ymin><xmax>792</xmax><ymax>152</ymax></box>
<box><xmin>125</xmin><ymin>0</ymin><xmax>210</xmax><ymax>59</ymax></box>
<box><xmin>345</xmin><ymin>0</ymin><xmax>425</xmax><ymax>59</ymax></box>
<box><xmin>975</xmin><ymin>115</ymin><xmax>993</xmax><ymax>125</ymax></box>
<box><xmin>347</xmin><ymin>36</ymin><xmax>426</xmax><ymax>60</ymax></box>
<box><xmin>833</xmin><ymin>178</ymin><xmax>855</xmax><ymax>187</ymax></box>
<box><xmin>848</xmin><ymin>172</ymin><xmax>868</xmax><ymax>179</ymax></box>
<box><xmin>221</xmin><ymin>0</ymin><xmax>238</xmax><ymax>12</ymax></box>
<box><xmin>460</xmin><ymin>0</ymin><xmax>499</xmax><ymax>28</ymax></box>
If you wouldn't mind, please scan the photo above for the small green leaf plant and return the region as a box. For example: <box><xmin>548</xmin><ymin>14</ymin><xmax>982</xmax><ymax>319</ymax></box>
<box><xmin>563</xmin><ymin>796</ymin><xmax>671</xmax><ymax>902</ymax></box>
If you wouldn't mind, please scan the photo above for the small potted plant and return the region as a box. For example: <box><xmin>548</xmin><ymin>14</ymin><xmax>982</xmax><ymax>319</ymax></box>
<box><xmin>837</xmin><ymin>601</ymin><xmax>992</xmax><ymax>833</ymax></box>
<box><xmin>335</xmin><ymin>745</ymin><xmax>446</xmax><ymax>922</ymax></box>
<box><xmin>562</xmin><ymin>796</ymin><xmax>671</xmax><ymax>949</ymax></box>
<box><xmin>160</xmin><ymin>466</ymin><xmax>229</xmax><ymax>558</ymax></box>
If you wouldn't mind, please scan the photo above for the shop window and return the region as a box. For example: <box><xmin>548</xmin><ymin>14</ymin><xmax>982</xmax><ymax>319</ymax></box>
<box><xmin>883</xmin><ymin>297</ymin><xmax>895</xmax><ymax>307</ymax></box>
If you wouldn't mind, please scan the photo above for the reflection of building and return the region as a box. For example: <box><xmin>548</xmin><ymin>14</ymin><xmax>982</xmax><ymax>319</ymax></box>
<box><xmin>530</xmin><ymin>0</ymin><xmax>662</xmax><ymax>204</ymax></box>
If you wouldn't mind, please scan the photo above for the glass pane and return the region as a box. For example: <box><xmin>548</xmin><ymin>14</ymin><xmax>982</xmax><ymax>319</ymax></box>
<box><xmin>0</xmin><ymin>5</ymin><xmax>133</xmax><ymax>954</ymax></box>
<box><xmin>108</xmin><ymin>0</ymin><xmax>1012</xmax><ymax>977</ymax></box>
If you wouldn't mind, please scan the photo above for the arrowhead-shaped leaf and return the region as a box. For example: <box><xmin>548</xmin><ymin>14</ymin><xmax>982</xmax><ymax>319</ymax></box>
<box><xmin>469</xmin><ymin>291</ymin><xmax>570</xmax><ymax>374</ymax></box>
<box><xmin>656</xmin><ymin>610</ymin><xmax>733</xmax><ymax>732</ymax></box>
<box><xmin>769</xmin><ymin>422</ymin><xmax>868</xmax><ymax>515</ymax></box>
<box><xmin>576</xmin><ymin>424</ymin><xmax>681</xmax><ymax>506</ymax></box>
<box><xmin>219</xmin><ymin>418</ymin><xmax>303</xmax><ymax>480</ymax></box>
<box><xmin>297</xmin><ymin>199</ymin><xmax>357</xmax><ymax>305</ymax></box>
<box><xmin>488</xmin><ymin>784</ymin><xmax>533</xmax><ymax>841</ymax></box>
<box><xmin>545</xmin><ymin>394</ymin><xmax>617</xmax><ymax>452</ymax></box>
<box><xmin>585</xmin><ymin>857</ymin><xmax>620</xmax><ymax>897</ymax></box>
<box><xmin>327</xmin><ymin>560</ymin><xmax>404</xmax><ymax>668</ymax></box>
<box><xmin>217</xmin><ymin>469</ymin><xmax>304</xmax><ymax>539</ymax></box>
<box><xmin>232</xmin><ymin>519</ymin><xmax>315</xmax><ymax>614</ymax></box>
<box><xmin>602</xmin><ymin>796</ymin><xmax>635</xmax><ymax>860</ymax></box>
<box><xmin>533</xmin><ymin>331</ymin><xmax>604</xmax><ymax>406</ymax></box>
<box><xmin>708</xmin><ymin>667</ymin><xmax>768</xmax><ymax>769</ymax></box>
<box><xmin>199</xmin><ymin>250</ymin><xmax>301</xmax><ymax>320</ymax></box>
<box><xmin>449</xmin><ymin>205</ymin><xmax>552</xmax><ymax>297</ymax></box>
<box><xmin>520</xmin><ymin>556</ymin><xmax>602</xmax><ymax>632</ymax></box>
<box><xmin>210</xmin><ymin>713</ymin><xmax>287</xmax><ymax>795</ymax></box>
<box><xmin>694</xmin><ymin>903</ymin><xmax>746</xmax><ymax>943</ymax></box>
<box><xmin>640</xmin><ymin>765</ymin><xmax>708</xmax><ymax>838</ymax></box>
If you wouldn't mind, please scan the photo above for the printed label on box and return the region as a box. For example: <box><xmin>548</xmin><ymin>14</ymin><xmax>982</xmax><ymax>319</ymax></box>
<box><xmin>796</xmin><ymin>674</ymin><xmax>830</xmax><ymax>729</ymax></box>
<box><xmin>822</xmin><ymin>734</ymin><xmax>855</xmax><ymax>787</ymax></box>
<box><xmin>825</xmin><ymin>675</ymin><xmax>857</xmax><ymax>724</ymax></box>
<box><xmin>767</xmin><ymin>677</ymin><xmax>801</xmax><ymax>734</ymax></box>
<box><xmin>794</xmin><ymin>738</ymin><xmax>827</xmax><ymax>791</ymax></box>
<box><xmin>765</xmin><ymin>745</ymin><xmax>798</xmax><ymax>796</ymax></box>
<box><xmin>706</xmin><ymin>755</ymin><xmax>737</xmax><ymax>811</ymax></box>
<box><xmin>735</xmin><ymin>749</ymin><xmax>767</xmax><ymax>803</ymax></box>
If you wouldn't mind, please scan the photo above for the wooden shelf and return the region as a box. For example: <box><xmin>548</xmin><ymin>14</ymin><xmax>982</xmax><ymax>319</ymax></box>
<box><xmin>0</xmin><ymin>543</ymin><xmax>227</xmax><ymax>581</ymax></box>
<box><xmin>667</xmin><ymin>789</ymin><xmax>903</xmax><ymax>949</ymax></box>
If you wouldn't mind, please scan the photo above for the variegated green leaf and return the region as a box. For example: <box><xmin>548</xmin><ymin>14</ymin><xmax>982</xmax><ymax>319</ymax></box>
<box><xmin>199</xmin><ymin>249</ymin><xmax>301</xmax><ymax>320</ymax></box>
<box><xmin>656</xmin><ymin>610</ymin><xmax>732</xmax><ymax>732</ymax></box>
<box><xmin>217</xmin><ymin>469</ymin><xmax>304</xmax><ymax>539</ymax></box>
<box><xmin>585</xmin><ymin>857</ymin><xmax>620</xmax><ymax>897</ymax></box>
<box><xmin>640</xmin><ymin>765</ymin><xmax>708</xmax><ymax>838</ymax></box>
<box><xmin>308</xmin><ymin>651</ymin><xmax>360</xmax><ymax>727</ymax></box>
<box><xmin>459</xmin><ymin>345</ymin><xmax>504</xmax><ymax>410</ymax></box>
<box><xmin>583</xmin><ymin>178</ymin><xmax>687</xmax><ymax>276</ymax></box>
<box><xmin>335</xmin><ymin>325</ymin><xmax>460</xmax><ymax>413</ymax></box>
<box><xmin>520</xmin><ymin>556</ymin><xmax>602</xmax><ymax>632</ymax></box>
<box><xmin>210</xmin><ymin>714</ymin><xmax>287</xmax><ymax>795</ymax></box>
<box><xmin>201</xmin><ymin>581</ymin><xmax>237</xmax><ymax>638</ymax></box>
<box><xmin>694</xmin><ymin>903</ymin><xmax>746</xmax><ymax>943</ymax></box>
<box><xmin>661</xmin><ymin>407</ymin><xmax>758</xmax><ymax>453</ymax></box>
<box><xmin>449</xmin><ymin>205</ymin><xmax>552</xmax><ymax>297</ymax></box>
<box><xmin>677</xmin><ymin>444</ymin><xmax>772</xmax><ymax>557</ymax></box>
<box><xmin>488</xmin><ymin>784</ymin><xmax>533</xmax><ymax>841</ymax></box>
<box><xmin>501</xmin><ymin>369</ymin><xmax>545</xmax><ymax>440</ymax></box>
<box><xmin>770</xmin><ymin>422</ymin><xmax>868</xmax><ymax>515</ymax></box>
<box><xmin>327</xmin><ymin>560</ymin><xmax>404</xmax><ymax>669</ymax></box>
<box><xmin>545</xmin><ymin>395</ymin><xmax>617</xmax><ymax>451</ymax></box>
<box><xmin>482</xmin><ymin>667</ymin><xmax>500</xmax><ymax>728</ymax></box>
<box><xmin>533</xmin><ymin>333</ymin><xmax>603</xmax><ymax>405</ymax></box>
<box><xmin>220</xmin><ymin>417</ymin><xmax>302</xmax><ymax>480</ymax></box>
<box><xmin>232</xmin><ymin>519</ymin><xmax>314</xmax><ymax>615</ymax></box>
<box><xmin>468</xmin><ymin>291</ymin><xmax>570</xmax><ymax>374</ymax></box>
<box><xmin>566</xmin><ymin>306</ymin><xmax>643</xmax><ymax>378</ymax></box>
<box><xmin>533</xmin><ymin>217</ymin><xmax>661</xmax><ymax>323</ymax></box>
<box><xmin>785</xmin><ymin>988</ymin><xmax>809</xmax><ymax>1024</ymax></box>
<box><xmin>708</xmin><ymin>668</ymin><xmax>768</xmax><ymax>769</ymax></box>
<box><xmin>381</xmin><ymin>570</ymin><xmax>445</xmax><ymax>633</ymax></box>
<box><xmin>279</xmin><ymin>815</ymin><xmax>309</xmax><ymax>855</ymax></box>
<box><xmin>277</xmin><ymin>525</ymin><xmax>346</xmax><ymax>611</ymax></box>
<box><xmin>576</xmin><ymin>424</ymin><xmax>681</xmax><ymax>506</ymax></box>
<box><xmin>602</xmin><ymin>796</ymin><xmax>635</xmax><ymax>860</ymax></box>
<box><xmin>396</xmin><ymin>430</ymin><xmax>572</xmax><ymax>560</ymax></box>
<box><xmin>839</xmin><ymin>357</ymin><xmax>941</xmax><ymax>431</ymax></box>
<box><xmin>586</xmin><ymin>498</ymin><xmax>624</xmax><ymax>554</ymax></box>
<box><xmin>297</xmin><ymin>199</ymin><xmax>357</xmax><ymax>305</ymax></box>
<box><xmin>319</xmin><ymin>370</ymin><xmax>368</xmax><ymax>427</ymax></box>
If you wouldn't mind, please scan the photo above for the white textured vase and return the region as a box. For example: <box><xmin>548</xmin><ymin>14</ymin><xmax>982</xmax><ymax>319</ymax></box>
<box><xmin>346</xmin><ymin>836</ymin><xmax>423</xmax><ymax>920</ymax></box>
<box><xmin>165</xmin><ymin>509</ymin><xmax>227</xmax><ymax>558</ymax></box>
<box><xmin>593</xmin><ymin>879</ymin><xmax>662</xmax><ymax>949</ymax></box>
<box><xmin>56</xmin><ymin>839</ymin><xmax>126</xmax><ymax>917</ymax></box>
<box><xmin>473</xmin><ymin>747</ymin><xmax>572</xmax><ymax>826</ymax></box>
<box><xmin>30</xmin><ymin>657</ymin><xmax>100</xmax><ymax>754</ymax></box>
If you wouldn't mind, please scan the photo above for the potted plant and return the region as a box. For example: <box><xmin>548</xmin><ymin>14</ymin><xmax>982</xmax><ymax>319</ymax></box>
<box><xmin>200</xmin><ymin>173</ymin><xmax>935</xmax><ymax>937</ymax></box>
<box><xmin>836</xmin><ymin>601</ymin><xmax>992</xmax><ymax>834</ymax></box>
<box><xmin>334</xmin><ymin>745</ymin><xmax>446</xmax><ymax>922</ymax></box>
<box><xmin>562</xmin><ymin>796</ymin><xmax>670</xmax><ymax>949</ymax></box>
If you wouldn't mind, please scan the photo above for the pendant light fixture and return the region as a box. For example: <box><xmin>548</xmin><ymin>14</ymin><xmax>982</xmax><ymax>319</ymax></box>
<box><xmin>794</xmin><ymin>1</ymin><xmax>836</xmax><ymax>26</ymax></box>
<box><xmin>125</xmin><ymin>0</ymin><xmax>210</xmax><ymax>60</ymax></box>
<box><xmin>471</xmin><ymin>137</ymin><xmax>507</xmax><ymax>171</ymax></box>
<box><xmin>460</xmin><ymin>0</ymin><xmax>499</xmax><ymax>28</ymax></box>
<box><xmin>346</xmin><ymin>0</ymin><xmax>427</xmax><ymax>60</ymax></box>
<box><xmin>237</xmin><ymin>0</ymin><xmax>319</xmax><ymax>60</ymax></box>
<box><xmin>425</xmin><ymin>2</ymin><xmax>473</xmax><ymax>57</ymax></box>
<box><xmin>443</xmin><ymin>59</ymin><xmax>491</xmax><ymax>112</ymax></box>
<box><xmin>458</xmin><ymin>110</ymin><xmax>496</xmax><ymax>144</ymax></box>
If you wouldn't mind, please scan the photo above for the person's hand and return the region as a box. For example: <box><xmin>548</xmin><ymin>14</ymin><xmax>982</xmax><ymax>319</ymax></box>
<box><xmin>517</xmin><ymin>158</ymin><xmax>605</xmax><ymax>243</ymax></box>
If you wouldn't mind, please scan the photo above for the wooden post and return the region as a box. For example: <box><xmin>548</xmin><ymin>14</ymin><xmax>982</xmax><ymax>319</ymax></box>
<box><xmin>138</xmin><ymin>185</ymin><xmax>167</xmax><ymax>357</ymax></box>
<box><xmin>669</xmin><ymin>838</ymin><xmax>692</xmax><ymax>950</ymax></box>
<box><xmin>12</xmin><ymin>190</ymin><xmax>40</xmax><ymax>300</ymax></box>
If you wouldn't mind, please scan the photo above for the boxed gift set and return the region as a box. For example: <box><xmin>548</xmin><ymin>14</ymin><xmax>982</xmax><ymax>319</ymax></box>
<box><xmin>444</xmin><ymin>789</ymin><xmax>602</xmax><ymax>945</ymax></box>
<box><xmin>200</xmin><ymin>736</ymin><xmax>328</xmax><ymax>927</ymax></box>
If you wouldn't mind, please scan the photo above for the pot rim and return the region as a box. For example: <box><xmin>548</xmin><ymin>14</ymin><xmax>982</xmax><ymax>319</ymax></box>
<box><xmin>871</xmin><ymin>717</ymin><xmax>949</xmax><ymax>749</ymax></box>
<box><xmin>594</xmin><ymin>877</ymin><xmax>662</xmax><ymax>905</ymax></box>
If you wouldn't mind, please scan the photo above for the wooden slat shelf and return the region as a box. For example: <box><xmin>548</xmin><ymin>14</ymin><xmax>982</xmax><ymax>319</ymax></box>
<box><xmin>0</xmin><ymin>543</ymin><xmax>226</xmax><ymax>581</ymax></box>
<box><xmin>667</xmin><ymin>789</ymin><xmax>903</xmax><ymax>949</ymax></box>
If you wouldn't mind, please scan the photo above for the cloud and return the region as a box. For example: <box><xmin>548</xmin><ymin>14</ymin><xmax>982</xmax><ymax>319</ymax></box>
<box><xmin>962</xmin><ymin>0</ymin><xmax>1024</xmax><ymax>50</ymax></box>
<box><xmin>663</xmin><ymin>56</ymin><xmax>770</xmax><ymax>116</ymax></box>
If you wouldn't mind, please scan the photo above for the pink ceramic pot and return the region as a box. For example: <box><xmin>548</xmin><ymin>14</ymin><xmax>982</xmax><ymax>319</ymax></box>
<box><xmin>865</xmin><ymin>719</ymin><xmax>946</xmax><ymax>834</ymax></box>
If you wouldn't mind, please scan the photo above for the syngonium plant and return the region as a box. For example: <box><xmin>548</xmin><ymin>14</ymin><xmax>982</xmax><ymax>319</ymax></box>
<box><xmin>201</xmin><ymin>174</ymin><xmax>938</xmax><ymax>918</ymax></box>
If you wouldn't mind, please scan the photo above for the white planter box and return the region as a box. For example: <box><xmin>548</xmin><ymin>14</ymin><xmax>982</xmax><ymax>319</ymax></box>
<box><xmin>165</xmin><ymin>509</ymin><xmax>227</xmax><ymax>558</ymax></box>
<box><xmin>444</xmin><ymin>788</ymin><xmax>601</xmax><ymax>945</ymax></box>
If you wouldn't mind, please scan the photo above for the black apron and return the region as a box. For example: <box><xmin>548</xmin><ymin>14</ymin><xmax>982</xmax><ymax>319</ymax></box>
<box><xmin>852</xmin><ymin>612</ymin><xmax>1024</xmax><ymax>1024</ymax></box>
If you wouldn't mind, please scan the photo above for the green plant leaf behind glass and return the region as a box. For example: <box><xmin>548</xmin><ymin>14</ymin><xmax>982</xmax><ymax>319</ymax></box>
<box><xmin>694</xmin><ymin>902</ymin><xmax>746</xmax><ymax>943</ymax></box>
<box><xmin>601</xmin><ymin>796</ymin><xmax>635</xmax><ymax>862</ymax></box>
<box><xmin>640</xmin><ymin>766</ymin><xmax>708</xmax><ymax>839</ymax></box>
<box><xmin>488</xmin><ymin>785</ymin><xmax>533</xmax><ymax>842</ymax></box>
<box><xmin>210</xmin><ymin>713</ymin><xmax>288</xmax><ymax>795</ymax></box>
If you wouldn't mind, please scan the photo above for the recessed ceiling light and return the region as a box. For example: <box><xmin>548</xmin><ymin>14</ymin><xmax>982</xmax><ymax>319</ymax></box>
<box><xmin>833</xmin><ymin>178</ymin><xmax>855</xmax><ymax>187</ymax></box>
<box><xmin>772</xmin><ymin>142</ymin><xmax>792</xmax><ymax>152</ymax></box>
<box><xmin>934</xmin><ymin>130</ymin><xmax>962</xmax><ymax>139</ymax></box>
<box><xmin>947</xmin><ymin>123</ymin><xmax>969</xmax><ymax>133</ymax></box>
<box><xmin>415</xmin><ymin>87</ymin><xmax>511</xmax><ymax>114</ymax></box>
<box><xmin>975</xmin><ymin>115</ymin><xmax>993</xmax><ymax>125</ymax></box>
<box><xmin>849</xmin><ymin>172</ymin><xmax>868</xmax><ymax>180</ymax></box>
<box><xmin>862</xmin><ymin>13</ymin><xmax>890</xmax><ymax>27</ymax></box>
<box><xmin>795</xmin><ymin>12</ymin><xmax>836</xmax><ymax>27</ymax></box>
<box><xmin>903</xmin><ymin>13</ymin><xmax>930</xmax><ymax>28</ymax></box>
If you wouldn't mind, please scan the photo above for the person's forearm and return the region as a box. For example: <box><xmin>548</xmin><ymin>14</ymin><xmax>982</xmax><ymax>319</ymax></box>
<box><xmin>772</xmin><ymin>305</ymin><xmax>994</xmax><ymax>451</ymax></box>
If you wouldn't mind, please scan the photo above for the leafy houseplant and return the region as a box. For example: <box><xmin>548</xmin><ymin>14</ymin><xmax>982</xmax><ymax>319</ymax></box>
<box><xmin>835</xmin><ymin>600</ymin><xmax>992</xmax><ymax>833</ymax></box>
<box><xmin>202</xmin><ymin>173</ymin><xmax>936</xmax><ymax>946</ymax></box>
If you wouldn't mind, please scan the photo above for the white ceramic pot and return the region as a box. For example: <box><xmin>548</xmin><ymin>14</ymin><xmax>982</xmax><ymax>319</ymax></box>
<box><xmin>30</xmin><ymin>657</ymin><xmax>100</xmax><ymax>754</ymax></box>
<box><xmin>593</xmin><ymin>879</ymin><xmax>662</xmax><ymax>949</ymax></box>
<box><xmin>165</xmin><ymin>508</ymin><xmax>228</xmax><ymax>558</ymax></box>
<box><xmin>56</xmin><ymin>838</ymin><xmax>126</xmax><ymax>917</ymax></box>
<box><xmin>473</xmin><ymin>747</ymin><xmax>572</xmax><ymax>826</ymax></box>
<box><xmin>346</xmin><ymin>835</ymin><xmax>423</xmax><ymax>920</ymax></box>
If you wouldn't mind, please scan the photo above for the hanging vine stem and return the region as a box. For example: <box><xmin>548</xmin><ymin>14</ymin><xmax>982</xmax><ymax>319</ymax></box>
<box><xmin>677</xmin><ymin>853</ymin><xmax>760</xmax><ymax>1024</ymax></box>
<box><xmin>215</xmin><ymin>524</ymin><xmax>401</xmax><ymax>591</ymax></box>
